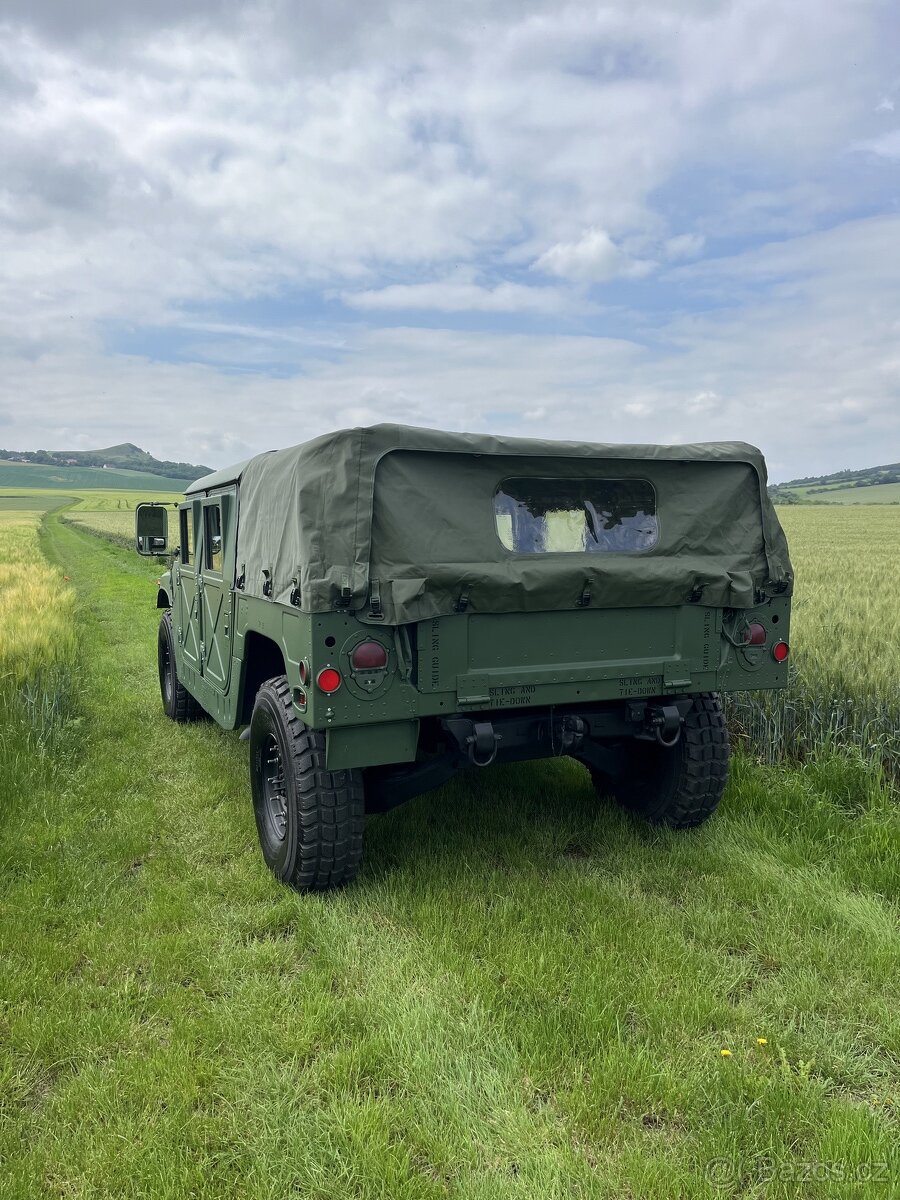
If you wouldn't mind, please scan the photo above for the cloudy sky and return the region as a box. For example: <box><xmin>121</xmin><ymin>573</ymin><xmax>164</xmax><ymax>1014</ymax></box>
<box><xmin>1</xmin><ymin>0</ymin><xmax>898</xmax><ymax>481</ymax></box>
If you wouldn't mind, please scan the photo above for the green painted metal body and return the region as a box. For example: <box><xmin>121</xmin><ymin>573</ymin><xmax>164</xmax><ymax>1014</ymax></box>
<box><xmin>157</xmin><ymin>470</ymin><xmax>791</xmax><ymax>772</ymax></box>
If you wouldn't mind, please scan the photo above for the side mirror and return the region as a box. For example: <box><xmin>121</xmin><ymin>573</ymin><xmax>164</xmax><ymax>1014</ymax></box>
<box><xmin>135</xmin><ymin>503</ymin><xmax>169</xmax><ymax>555</ymax></box>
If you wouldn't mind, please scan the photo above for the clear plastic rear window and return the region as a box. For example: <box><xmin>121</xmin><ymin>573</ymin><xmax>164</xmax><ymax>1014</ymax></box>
<box><xmin>494</xmin><ymin>477</ymin><xmax>658</xmax><ymax>554</ymax></box>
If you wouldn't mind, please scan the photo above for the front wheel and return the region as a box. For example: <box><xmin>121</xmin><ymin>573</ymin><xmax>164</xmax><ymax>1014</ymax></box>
<box><xmin>588</xmin><ymin>693</ymin><xmax>730</xmax><ymax>829</ymax></box>
<box><xmin>158</xmin><ymin>611</ymin><xmax>203</xmax><ymax>722</ymax></box>
<box><xmin>249</xmin><ymin>676</ymin><xmax>365</xmax><ymax>891</ymax></box>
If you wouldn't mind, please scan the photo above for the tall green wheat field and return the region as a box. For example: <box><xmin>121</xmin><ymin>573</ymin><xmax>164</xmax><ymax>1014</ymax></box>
<box><xmin>1</xmin><ymin>496</ymin><xmax>898</xmax><ymax>1199</ymax></box>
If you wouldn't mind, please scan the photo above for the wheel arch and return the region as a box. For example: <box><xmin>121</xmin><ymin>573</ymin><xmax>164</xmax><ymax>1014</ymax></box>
<box><xmin>156</xmin><ymin>588</ymin><xmax>171</xmax><ymax>609</ymax></box>
<box><xmin>238</xmin><ymin>631</ymin><xmax>288</xmax><ymax>725</ymax></box>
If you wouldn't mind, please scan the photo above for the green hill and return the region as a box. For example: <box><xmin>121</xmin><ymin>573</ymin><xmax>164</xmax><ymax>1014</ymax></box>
<box><xmin>770</xmin><ymin>461</ymin><xmax>900</xmax><ymax>504</ymax></box>
<box><xmin>0</xmin><ymin>442</ymin><xmax>211</xmax><ymax>485</ymax></box>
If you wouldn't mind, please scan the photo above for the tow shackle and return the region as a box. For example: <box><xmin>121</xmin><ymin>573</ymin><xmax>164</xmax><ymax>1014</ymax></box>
<box><xmin>465</xmin><ymin>721</ymin><xmax>502</xmax><ymax>767</ymax></box>
<box><xmin>644</xmin><ymin>703</ymin><xmax>683</xmax><ymax>747</ymax></box>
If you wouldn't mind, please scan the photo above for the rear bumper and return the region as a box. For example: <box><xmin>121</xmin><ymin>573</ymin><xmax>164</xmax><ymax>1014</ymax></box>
<box><xmin>326</xmin><ymin>695</ymin><xmax>695</xmax><ymax>775</ymax></box>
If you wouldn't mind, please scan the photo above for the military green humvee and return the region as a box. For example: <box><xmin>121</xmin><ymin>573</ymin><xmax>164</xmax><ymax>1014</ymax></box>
<box><xmin>136</xmin><ymin>424</ymin><xmax>792</xmax><ymax>891</ymax></box>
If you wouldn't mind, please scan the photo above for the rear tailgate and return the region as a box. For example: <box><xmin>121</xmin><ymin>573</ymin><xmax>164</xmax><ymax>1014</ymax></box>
<box><xmin>417</xmin><ymin>607</ymin><xmax>720</xmax><ymax>708</ymax></box>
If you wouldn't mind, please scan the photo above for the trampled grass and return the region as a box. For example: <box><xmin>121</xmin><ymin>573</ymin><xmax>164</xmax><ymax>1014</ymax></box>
<box><xmin>1</xmin><ymin>510</ymin><xmax>899</xmax><ymax>1197</ymax></box>
<box><xmin>730</xmin><ymin>505</ymin><xmax>900</xmax><ymax>776</ymax></box>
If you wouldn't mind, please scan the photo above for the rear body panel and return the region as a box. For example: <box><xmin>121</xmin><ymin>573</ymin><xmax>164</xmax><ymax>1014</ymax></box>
<box><xmin>201</xmin><ymin>592</ymin><xmax>790</xmax><ymax>768</ymax></box>
<box><xmin>429</xmin><ymin>606</ymin><xmax>718</xmax><ymax>702</ymax></box>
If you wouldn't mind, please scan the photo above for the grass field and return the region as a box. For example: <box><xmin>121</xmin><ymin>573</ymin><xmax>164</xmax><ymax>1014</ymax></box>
<box><xmin>0</xmin><ymin>488</ymin><xmax>183</xmax><ymax>511</ymax></box>
<box><xmin>63</xmin><ymin>509</ymin><xmax>157</xmax><ymax>549</ymax></box>
<box><xmin>0</xmin><ymin>511</ymin><xmax>77</xmax><ymax>794</ymax></box>
<box><xmin>0</xmin><ymin>495</ymin><xmax>75</xmax><ymax>512</ymax></box>
<box><xmin>0</xmin><ymin>489</ymin><xmax>182</xmax><ymax>550</ymax></box>
<box><xmin>1</xmin><ymin>499</ymin><xmax>899</xmax><ymax>1198</ymax></box>
<box><xmin>731</xmin><ymin>506</ymin><xmax>900</xmax><ymax>777</ymax></box>
<box><xmin>0</xmin><ymin>461</ymin><xmax>192</xmax><ymax>492</ymax></box>
<box><xmin>787</xmin><ymin>482</ymin><xmax>900</xmax><ymax>504</ymax></box>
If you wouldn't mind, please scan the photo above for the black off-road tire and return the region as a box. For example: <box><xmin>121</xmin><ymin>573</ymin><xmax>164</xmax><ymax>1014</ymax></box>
<box><xmin>249</xmin><ymin>676</ymin><xmax>365</xmax><ymax>891</ymax></box>
<box><xmin>158</xmin><ymin>611</ymin><xmax>203</xmax><ymax>722</ymax></box>
<box><xmin>595</xmin><ymin>693</ymin><xmax>729</xmax><ymax>829</ymax></box>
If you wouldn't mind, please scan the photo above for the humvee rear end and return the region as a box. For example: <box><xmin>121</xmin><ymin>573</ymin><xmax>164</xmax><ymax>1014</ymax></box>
<box><xmin>137</xmin><ymin>424</ymin><xmax>792</xmax><ymax>891</ymax></box>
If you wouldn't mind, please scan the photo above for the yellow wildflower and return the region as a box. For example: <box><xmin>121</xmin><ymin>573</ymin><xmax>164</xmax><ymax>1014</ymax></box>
<box><xmin>756</xmin><ymin>1038</ymin><xmax>768</xmax><ymax>1046</ymax></box>
<box><xmin>720</xmin><ymin>1049</ymin><xmax>732</xmax><ymax>1058</ymax></box>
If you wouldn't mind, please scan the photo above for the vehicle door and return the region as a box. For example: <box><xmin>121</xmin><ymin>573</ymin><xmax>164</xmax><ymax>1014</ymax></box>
<box><xmin>175</xmin><ymin>501</ymin><xmax>203</xmax><ymax>677</ymax></box>
<box><xmin>197</xmin><ymin>492</ymin><xmax>235</xmax><ymax>692</ymax></box>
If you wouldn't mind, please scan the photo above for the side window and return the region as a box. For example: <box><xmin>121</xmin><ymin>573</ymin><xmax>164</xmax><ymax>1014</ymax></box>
<box><xmin>204</xmin><ymin>504</ymin><xmax>223</xmax><ymax>574</ymax></box>
<box><xmin>179</xmin><ymin>507</ymin><xmax>194</xmax><ymax>566</ymax></box>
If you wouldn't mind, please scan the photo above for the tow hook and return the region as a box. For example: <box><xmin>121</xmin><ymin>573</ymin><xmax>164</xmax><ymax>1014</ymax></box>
<box><xmin>465</xmin><ymin>721</ymin><xmax>502</xmax><ymax>767</ymax></box>
<box><xmin>641</xmin><ymin>703</ymin><xmax>683</xmax><ymax>747</ymax></box>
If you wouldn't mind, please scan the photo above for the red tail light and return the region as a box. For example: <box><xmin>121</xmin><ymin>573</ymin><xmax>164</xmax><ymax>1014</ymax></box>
<box><xmin>350</xmin><ymin>641</ymin><xmax>388</xmax><ymax>670</ymax></box>
<box><xmin>772</xmin><ymin>641</ymin><xmax>789</xmax><ymax>663</ymax></box>
<box><xmin>746</xmin><ymin>622</ymin><xmax>767</xmax><ymax>646</ymax></box>
<box><xmin>316</xmin><ymin>667</ymin><xmax>342</xmax><ymax>693</ymax></box>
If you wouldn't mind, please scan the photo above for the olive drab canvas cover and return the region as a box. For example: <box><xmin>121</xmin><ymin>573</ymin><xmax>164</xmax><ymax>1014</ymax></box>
<box><xmin>186</xmin><ymin>424</ymin><xmax>793</xmax><ymax>625</ymax></box>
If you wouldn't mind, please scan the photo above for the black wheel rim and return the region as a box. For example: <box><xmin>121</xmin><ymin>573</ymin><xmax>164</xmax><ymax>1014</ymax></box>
<box><xmin>160</xmin><ymin>632</ymin><xmax>173</xmax><ymax>705</ymax></box>
<box><xmin>260</xmin><ymin>733</ymin><xmax>288</xmax><ymax>842</ymax></box>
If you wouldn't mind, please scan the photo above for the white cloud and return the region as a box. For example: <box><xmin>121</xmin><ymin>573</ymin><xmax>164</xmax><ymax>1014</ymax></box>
<box><xmin>664</xmin><ymin>233</ymin><xmax>705</xmax><ymax>261</ymax></box>
<box><xmin>855</xmin><ymin>129</ymin><xmax>900</xmax><ymax>159</ymax></box>
<box><xmin>343</xmin><ymin>280</ymin><xmax>582</xmax><ymax>314</ymax></box>
<box><xmin>532</xmin><ymin>228</ymin><xmax>655</xmax><ymax>283</ymax></box>
<box><xmin>5</xmin><ymin>213</ymin><xmax>899</xmax><ymax>482</ymax></box>
<box><xmin>685</xmin><ymin>391</ymin><xmax>720</xmax><ymax>415</ymax></box>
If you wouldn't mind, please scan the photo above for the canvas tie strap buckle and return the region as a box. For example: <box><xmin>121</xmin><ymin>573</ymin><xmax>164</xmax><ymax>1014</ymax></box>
<box><xmin>367</xmin><ymin>579</ymin><xmax>384</xmax><ymax>620</ymax></box>
<box><xmin>335</xmin><ymin>574</ymin><xmax>353</xmax><ymax>608</ymax></box>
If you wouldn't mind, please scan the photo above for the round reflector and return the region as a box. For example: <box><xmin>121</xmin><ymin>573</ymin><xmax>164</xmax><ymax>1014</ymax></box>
<box><xmin>298</xmin><ymin>659</ymin><xmax>309</xmax><ymax>685</ymax></box>
<box><xmin>772</xmin><ymin>641</ymin><xmax>789</xmax><ymax>663</ymax></box>
<box><xmin>351</xmin><ymin>641</ymin><xmax>388</xmax><ymax>670</ymax></box>
<box><xmin>746</xmin><ymin>622</ymin><xmax>767</xmax><ymax>646</ymax></box>
<box><xmin>316</xmin><ymin>667</ymin><xmax>342</xmax><ymax>694</ymax></box>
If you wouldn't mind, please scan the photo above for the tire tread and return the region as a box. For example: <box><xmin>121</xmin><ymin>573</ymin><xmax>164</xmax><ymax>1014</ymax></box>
<box><xmin>159</xmin><ymin>611</ymin><xmax>204</xmax><ymax>723</ymax></box>
<box><xmin>253</xmin><ymin>676</ymin><xmax>364</xmax><ymax>891</ymax></box>
<box><xmin>611</xmin><ymin>692</ymin><xmax>729</xmax><ymax>829</ymax></box>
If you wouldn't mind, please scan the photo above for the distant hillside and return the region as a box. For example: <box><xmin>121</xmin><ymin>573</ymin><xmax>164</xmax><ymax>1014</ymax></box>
<box><xmin>0</xmin><ymin>461</ymin><xmax>197</xmax><ymax>493</ymax></box>
<box><xmin>0</xmin><ymin>442</ymin><xmax>212</xmax><ymax>483</ymax></box>
<box><xmin>769</xmin><ymin>462</ymin><xmax>900</xmax><ymax>504</ymax></box>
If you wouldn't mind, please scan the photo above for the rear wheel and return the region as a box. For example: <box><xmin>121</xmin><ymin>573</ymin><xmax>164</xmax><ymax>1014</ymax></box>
<box><xmin>249</xmin><ymin>676</ymin><xmax>365</xmax><ymax>891</ymax></box>
<box><xmin>589</xmin><ymin>693</ymin><xmax>729</xmax><ymax>829</ymax></box>
<box><xmin>158</xmin><ymin>611</ymin><xmax>203</xmax><ymax>722</ymax></box>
